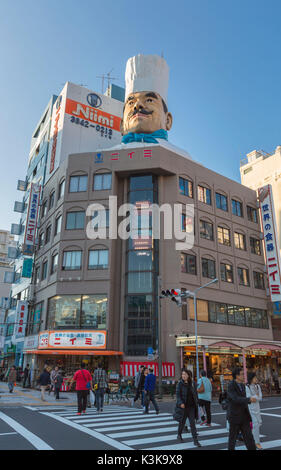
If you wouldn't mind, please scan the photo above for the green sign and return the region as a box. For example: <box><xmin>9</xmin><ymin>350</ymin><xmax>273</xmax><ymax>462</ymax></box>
<box><xmin>22</xmin><ymin>258</ymin><xmax>33</xmax><ymax>278</ymax></box>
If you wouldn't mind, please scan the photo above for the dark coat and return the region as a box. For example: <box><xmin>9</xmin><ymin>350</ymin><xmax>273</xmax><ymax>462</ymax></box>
<box><xmin>54</xmin><ymin>373</ymin><xmax>63</xmax><ymax>389</ymax></box>
<box><xmin>39</xmin><ymin>370</ymin><xmax>51</xmax><ymax>386</ymax></box>
<box><xmin>227</xmin><ymin>380</ymin><xmax>252</xmax><ymax>424</ymax></box>
<box><xmin>173</xmin><ymin>379</ymin><xmax>198</xmax><ymax>422</ymax></box>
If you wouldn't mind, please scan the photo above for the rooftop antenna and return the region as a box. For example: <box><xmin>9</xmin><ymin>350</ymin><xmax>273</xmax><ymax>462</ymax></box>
<box><xmin>97</xmin><ymin>68</ymin><xmax>118</xmax><ymax>94</ymax></box>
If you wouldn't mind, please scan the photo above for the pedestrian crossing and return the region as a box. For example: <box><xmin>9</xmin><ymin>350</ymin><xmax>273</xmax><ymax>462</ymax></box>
<box><xmin>34</xmin><ymin>405</ymin><xmax>281</xmax><ymax>450</ymax></box>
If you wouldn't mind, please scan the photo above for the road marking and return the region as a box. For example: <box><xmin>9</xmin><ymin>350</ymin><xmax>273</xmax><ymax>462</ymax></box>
<box><xmin>260</xmin><ymin>412</ymin><xmax>281</xmax><ymax>418</ymax></box>
<box><xmin>145</xmin><ymin>436</ymin><xmax>230</xmax><ymax>450</ymax></box>
<box><xmin>56</xmin><ymin>410</ymin><xmax>145</xmax><ymax>418</ymax></box>
<box><xmin>94</xmin><ymin>420</ymin><xmax>179</xmax><ymax>432</ymax></box>
<box><xmin>41</xmin><ymin>412</ymin><xmax>132</xmax><ymax>450</ymax></box>
<box><xmin>0</xmin><ymin>432</ymin><xmax>17</xmax><ymax>436</ymax></box>
<box><xmin>0</xmin><ymin>412</ymin><xmax>53</xmax><ymax>450</ymax></box>
<box><xmin>106</xmin><ymin>422</ymin><xmax>219</xmax><ymax>438</ymax></box>
<box><xmin>234</xmin><ymin>439</ymin><xmax>281</xmax><ymax>450</ymax></box>
<box><xmin>73</xmin><ymin>414</ymin><xmax>171</xmax><ymax>425</ymax></box>
<box><xmin>122</xmin><ymin>427</ymin><xmax>228</xmax><ymax>446</ymax></box>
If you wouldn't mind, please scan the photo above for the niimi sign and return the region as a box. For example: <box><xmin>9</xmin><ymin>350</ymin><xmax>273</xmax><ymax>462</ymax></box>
<box><xmin>38</xmin><ymin>330</ymin><xmax>107</xmax><ymax>349</ymax></box>
<box><xmin>258</xmin><ymin>184</ymin><xmax>281</xmax><ymax>302</ymax></box>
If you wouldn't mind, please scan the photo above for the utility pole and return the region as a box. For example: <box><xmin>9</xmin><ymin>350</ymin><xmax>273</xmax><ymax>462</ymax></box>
<box><xmin>97</xmin><ymin>69</ymin><xmax>118</xmax><ymax>94</ymax></box>
<box><xmin>157</xmin><ymin>275</ymin><xmax>163</xmax><ymax>398</ymax></box>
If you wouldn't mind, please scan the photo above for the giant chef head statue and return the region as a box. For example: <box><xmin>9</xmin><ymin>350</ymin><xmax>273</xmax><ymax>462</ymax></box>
<box><xmin>120</xmin><ymin>54</ymin><xmax>173</xmax><ymax>144</ymax></box>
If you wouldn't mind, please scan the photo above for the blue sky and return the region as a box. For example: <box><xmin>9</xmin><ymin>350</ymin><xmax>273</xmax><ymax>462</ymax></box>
<box><xmin>1</xmin><ymin>0</ymin><xmax>281</xmax><ymax>230</ymax></box>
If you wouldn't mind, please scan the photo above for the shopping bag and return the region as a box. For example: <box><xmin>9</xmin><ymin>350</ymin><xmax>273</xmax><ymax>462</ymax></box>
<box><xmin>89</xmin><ymin>390</ymin><xmax>95</xmax><ymax>405</ymax></box>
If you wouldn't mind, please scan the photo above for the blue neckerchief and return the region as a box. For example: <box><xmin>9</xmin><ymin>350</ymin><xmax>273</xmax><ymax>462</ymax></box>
<box><xmin>121</xmin><ymin>129</ymin><xmax>168</xmax><ymax>144</ymax></box>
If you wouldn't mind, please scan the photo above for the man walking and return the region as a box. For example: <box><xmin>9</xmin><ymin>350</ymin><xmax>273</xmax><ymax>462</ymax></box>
<box><xmin>132</xmin><ymin>365</ymin><xmax>144</xmax><ymax>406</ymax></box>
<box><xmin>70</xmin><ymin>362</ymin><xmax>92</xmax><ymax>415</ymax></box>
<box><xmin>54</xmin><ymin>369</ymin><xmax>63</xmax><ymax>400</ymax></box>
<box><xmin>38</xmin><ymin>366</ymin><xmax>51</xmax><ymax>401</ymax></box>
<box><xmin>227</xmin><ymin>367</ymin><xmax>257</xmax><ymax>450</ymax></box>
<box><xmin>93</xmin><ymin>363</ymin><xmax>108</xmax><ymax>412</ymax></box>
<box><xmin>22</xmin><ymin>364</ymin><xmax>30</xmax><ymax>388</ymax></box>
<box><xmin>197</xmin><ymin>370</ymin><xmax>212</xmax><ymax>426</ymax></box>
<box><xmin>7</xmin><ymin>366</ymin><xmax>17</xmax><ymax>393</ymax></box>
<box><xmin>144</xmin><ymin>368</ymin><xmax>159</xmax><ymax>414</ymax></box>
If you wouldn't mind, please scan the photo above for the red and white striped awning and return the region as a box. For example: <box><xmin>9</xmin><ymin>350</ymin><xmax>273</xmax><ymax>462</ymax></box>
<box><xmin>120</xmin><ymin>361</ymin><xmax>175</xmax><ymax>378</ymax></box>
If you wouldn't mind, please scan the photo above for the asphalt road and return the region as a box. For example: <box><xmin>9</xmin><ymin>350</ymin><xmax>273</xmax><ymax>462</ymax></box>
<box><xmin>0</xmin><ymin>396</ymin><xmax>280</xmax><ymax>452</ymax></box>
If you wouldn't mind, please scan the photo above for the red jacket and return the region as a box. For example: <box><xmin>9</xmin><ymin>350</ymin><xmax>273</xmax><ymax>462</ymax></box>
<box><xmin>73</xmin><ymin>369</ymin><xmax>92</xmax><ymax>391</ymax></box>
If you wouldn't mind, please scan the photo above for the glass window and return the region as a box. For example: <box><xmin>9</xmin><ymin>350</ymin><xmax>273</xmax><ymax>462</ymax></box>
<box><xmin>202</xmin><ymin>258</ymin><xmax>216</xmax><ymax>279</ymax></box>
<box><xmin>128</xmin><ymin>250</ymin><xmax>153</xmax><ymax>271</ymax></box>
<box><xmin>250</xmin><ymin>237</ymin><xmax>261</xmax><ymax>255</ymax></box>
<box><xmin>55</xmin><ymin>215</ymin><xmax>62</xmax><ymax>236</ymax></box>
<box><xmin>130</xmin><ymin>175</ymin><xmax>153</xmax><ymax>190</ymax></box>
<box><xmin>47</xmin><ymin>295</ymin><xmax>81</xmax><ymax>329</ymax></box>
<box><xmin>27</xmin><ymin>301</ymin><xmax>42</xmax><ymax>335</ymax></box>
<box><xmin>179</xmin><ymin>177</ymin><xmax>193</xmax><ymax>198</ymax></box>
<box><xmin>88</xmin><ymin>249</ymin><xmax>109</xmax><ymax>269</ymax></box>
<box><xmin>217</xmin><ymin>303</ymin><xmax>227</xmax><ymax>324</ymax></box>
<box><xmin>66</xmin><ymin>211</ymin><xmax>85</xmax><ymax>230</ymax></box>
<box><xmin>41</xmin><ymin>261</ymin><xmax>48</xmax><ymax>280</ymax></box>
<box><xmin>127</xmin><ymin>272</ymin><xmax>153</xmax><ymax>293</ymax></box>
<box><xmin>181</xmin><ymin>253</ymin><xmax>197</xmax><ymax>275</ymax></box>
<box><xmin>234</xmin><ymin>232</ymin><xmax>246</xmax><ymax>250</ymax></box>
<box><xmin>69</xmin><ymin>175</ymin><xmax>88</xmax><ymax>192</ymax></box>
<box><xmin>93</xmin><ymin>173</ymin><xmax>112</xmax><ymax>190</ymax></box>
<box><xmin>41</xmin><ymin>200</ymin><xmax>47</xmax><ymax>218</ymax></box>
<box><xmin>50</xmin><ymin>253</ymin><xmax>58</xmax><ymax>274</ymax></box>
<box><xmin>220</xmin><ymin>263</ymin><xmax>233</xmax><ymax>283</ymax></box>
<box><xmin>81</xmin><ymin>295</ymin><xmax>107</xmax><ymax>329</ymax></box>
<box><xmin>198</xmin><ymin>186</ymin><xmax>211</xmax><ymax>205</ymax></box>
<box><xmin>34</xmin><ymin>265</ymin><xmax>40</xmax><ymax>284</ymax></box>
<box><xmin>238</xmin><ymin>267</ymin><xmax>250</xmax><ymax>286</ymax></box>
<box><xmin>62</xmin><ymin>251</ymin><xmax>82</xmax><ymax>270</ymax></box>
<box><xmin>182</xmin><ymin>214</ymin><xmax>194</xmax><ymax>234</ymax></box>
<box><xmin>216</xmin><ymin>192</ymin><xmax>228</xmax><ymax>211</ymax></box>
<box><xmin>235</xmin><ymin>306</ymin><xmax>245</xmax><ymax>326</ymax></box>
<box><xmin>253</xmin><ymin>271</ymin><xmax>265</xmax><ymax>289</ymax></box>
<box><xmin>91</xmin><ymin>209</ymin><xmax>109</xmax><ymax>229</ymax></box>
<box><xmin>232</xmin><ymin>199</ymin><xmax>243</xmax><ymax>217</ymax></box>
<box><xmin>38</xmin><ymin>231</ymin><xmax>44</xmax><ymax>248</ymax></box>
<box><xmin>49</xmin><ymin>191</ymin><xmax>55</xmax><ymax>210</ymax></box>
<box><xmin>208</xmin><ymin>302</ymin><xmax>217</xmax><ymax>323</ymax></box>
<box><xmin>247</xmin><ymin>206</ymin><xmax>258</xmax><ymax>223</ymax></box>
<box><xmin>217</xmin><ymin>226</ymin><xmax>231</xmax><ymax>246</ymax></box>
<box><xmin>58</xmin><ymin>180</ymin><xmax>65</xmax><ymax>199</ymax></box>
<box><xmin>45</xmin><ymin>225</ymin><xmax>51</xmax><ymax>244</ymax></box>
<box><xmin>200</xmin><ymin>220</ymin><xmax>214</xmax><ymax>240</ymax></box>
<box><xmin>245</xmin><ymin>307</ymin><xmax>252</xmax><ymax>327</ymax></box>
<box><xmin>227</xmin><ymin>305</ymin><xmax>236</xmax><ymax>325</ymax></box>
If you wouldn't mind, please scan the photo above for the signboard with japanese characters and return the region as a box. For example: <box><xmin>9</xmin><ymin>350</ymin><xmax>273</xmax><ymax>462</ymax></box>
<box><xmin>15</xmin><ymin>300</ymin><xmax>28</xmax><ymax>338</ymax></box>
<box><xmin>258</xmin><ymin>184</ymin><xmax>281</xmax><ymax>302</ymax></box>
<box><xmin>38</xmin><ymin>330</ymin><xmax>106</xmax><ymax>349</ymax></box>
<box><xmin>22</xmin><ymin>183</ymin><xmax>41</xmax><ymax>256</ymax></box>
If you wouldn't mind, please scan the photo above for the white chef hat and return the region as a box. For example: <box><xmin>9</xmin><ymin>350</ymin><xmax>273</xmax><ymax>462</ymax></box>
<box><xmin>125</xmin><ymin>54</ymin><xmax>169</xmax><ymax>106</ymax></box>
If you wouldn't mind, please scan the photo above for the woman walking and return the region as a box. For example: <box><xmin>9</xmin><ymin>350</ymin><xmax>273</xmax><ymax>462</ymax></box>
<box><xmin>7</xmin><ymin>366</ymin><xmax>17</xmax><ymax>393</ymax></box>
<box><xmin>246</xmin><ymin>372</ymin><xmax>263</xmax><ymax>449</ymax></box>
<box><xmin>174</xmin><ymin>369</ymin><xmax>201</xmax><ymax>447</ymax></box>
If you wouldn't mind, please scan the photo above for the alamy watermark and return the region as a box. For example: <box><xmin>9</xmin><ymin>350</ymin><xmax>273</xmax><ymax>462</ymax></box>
<box><xmin>86</xmin><ymin>196</ymin><xmax>194</xmax><ymax>250</ymax></box>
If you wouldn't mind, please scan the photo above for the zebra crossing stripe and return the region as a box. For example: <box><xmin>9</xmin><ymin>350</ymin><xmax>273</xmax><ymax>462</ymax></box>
<box><xmin>233</xmin><ymin>439</ymin><xmax>281</xmax><ymax>450</ymax></box>
<box><xmin>94</xmin><ymin>420</ymin><xmax>177</xmax><ymax>432</ymax></box>
<box><xmin>122</xmin><ymin>427</ymin><xmax>228</xmax><ymax>446</ymax></box>
<box><xmin>55</xmin><ymin>410</ymin><xmax>144</xmax><ymax>418</ymax></box>
<box><xmin>72</xmin><ymin>413</ymin><xmax>170</xmax><ymax>424</ymax></box>
<box><xmin>146</xmin><ymin>436</ymin><xmax>230</xmax><ymax>450</ymax></box>
<box><xmin>108</xmin><ymin>423</ymin><xmax>219</xmax><ymax>439</ymax></box>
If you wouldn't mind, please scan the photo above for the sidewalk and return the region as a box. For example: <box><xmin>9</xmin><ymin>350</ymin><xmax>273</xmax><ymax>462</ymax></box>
<box><xmin>0</xmin><ymin>381</ymin><xmax>77</xmax><ymax>407</ymax></box>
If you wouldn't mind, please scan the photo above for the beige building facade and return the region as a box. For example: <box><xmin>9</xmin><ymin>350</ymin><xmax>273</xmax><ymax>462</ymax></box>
<box><xmin>23</xmin><ymin>142</ymin><xmax>281</xmax><ymax>389</ymax></box>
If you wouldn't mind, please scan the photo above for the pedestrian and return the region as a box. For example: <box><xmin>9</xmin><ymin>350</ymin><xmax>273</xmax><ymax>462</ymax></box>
<box><xmin>197</xmin><ymin>369</ymin><xmax>212</xmax><ymax>426</ymax></box>
<box><xmin>69</xmin><ymin>362</ymin><xmax>92</xmax><ymax>415</ymax></box>
<box><xmin>173</xmin><ymin>369</ymin><xmax>201</xmax><ymax>447</ymax></box>
<box><xmin>143</xmin><ymin>367</ymin><xmax>159</xmax><ymax>415</ymax></box>
<box><xmin>132</xmin><ymin>365</ymin><xmax>144</xmax><ymax>406</ymax></box>
<box><xmin>38</xmin><ymin>366</ymin><xmax>51</xmax><ymax>401</ymax></box>
<box><xmin>272</xmin><ymin>369</ymin><xmax>280</xmax><ymax>394</ymax></box>
<box><xmin>227</xmin><ymin>367</ymin><xmax>257</xmax><ymax>450</ymax></box>
<box><xmin>93</xmin><ymin>363</ymin><xmax>108</xmax><ymax>412</ymax></box>
<box><xmin>246</xmin><ymin>372</ymin><xmax>263</xmax><ymax>450</ymax></box>
<box><xmin>7</xmin><ymin>366</ymin><xmax>17</xmax><ymax>393</ymax></box>
<box><xmin>50</xmin><ymin>366</ymin><xmax>59</xmax><ymax>395</ymax></box>
<box><xmin>22</xmin><ymin>364</ymin><xmax>30</xmax><ymax>388</ymax></box>
<box><xmin>54</xmin><ymin>369</ymin><xmax>63</xmax><ymax>400</ymax></box>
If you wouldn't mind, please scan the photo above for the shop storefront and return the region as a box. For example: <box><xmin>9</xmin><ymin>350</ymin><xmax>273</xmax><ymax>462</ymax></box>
<box><xmin>120</xmin><ymin>361</ymin><xmax>175</xmax><ymax>379</ymax></box>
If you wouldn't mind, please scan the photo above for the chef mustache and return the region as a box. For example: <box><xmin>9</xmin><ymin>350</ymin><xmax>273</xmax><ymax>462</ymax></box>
<box><xmin>128</xmin><ymin>108</ymin><xmax>153</xmax><ymax>119</ymax></box>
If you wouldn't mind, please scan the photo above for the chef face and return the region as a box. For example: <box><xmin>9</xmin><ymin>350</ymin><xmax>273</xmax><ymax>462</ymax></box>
<box><xmin>120</xmin><ymin>91</ymin><xmax>173</xmax><ymax>135</ymax></box>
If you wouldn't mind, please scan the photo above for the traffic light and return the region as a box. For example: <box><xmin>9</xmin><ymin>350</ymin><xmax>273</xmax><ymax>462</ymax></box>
<box><xmin>161</xmin><ymin>290</ymin><xmax>172</xmax><ymax>297</ymax></box>
<box><xmin>171</xmin><ymin>288</ymin><xmax>182</xmax><ymax>306</ymax></box>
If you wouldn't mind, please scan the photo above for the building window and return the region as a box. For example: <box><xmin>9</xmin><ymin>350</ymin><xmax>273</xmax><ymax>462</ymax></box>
<box><xmin>47</xmin><ymin>294</ymin><xmax>107</xmax><ymax>329</ymax></box>
<box><xmin>216</xmin><ymin>192</ymin><xmax>228</xmax><ymax>211</ymax></box>
<box><xmin>69</xmin><ymin>175</ymin><xmax>88</xmax><ymax>192</ymax></box>
<box><xmin>62</xmin><ymin>251</ymin><xmax>82</xmax><ymax>270</ymax></box>
<box><xmin>253</xmin><ymin>271</ymin><xmax>265</xmax><ymax>290</ymax></box>
<box><xmin>27</xmin><ymin>302</ymin><xmax>42</xmax><ymax>335</ymax></box>
<box><xmin>238</xmin><ymin>267</ymin><xmax>250</xmax><ymax>286</ymax></box>
<box><xmin>179</xmin><ymin>177</ymin><xmax>193</xmax><ymax>198</ymax></box>
<box><xmin>234</xmin><ymin>232</ymin><xmax>246</xmax><ymax>250</ymax></box>
<box><xmin>250</xmin><ymin>237</ymin><xmax>261</xmax><ymax>255</ymax></box>
<box><xmin>49</xmin><ymin>191</ymin><xmax>55</xmax><ymax>210</ymax></box>
<box><xmin>125</xmin><ymin>295</ymin><xmax>153</xmax><ymax>356</ymax></box>
<box><xmin>88</xmin><ymin>249</ymin><xmax>109</xmax><ymax>269</ymax></box>
<box><xmin>92</xmin><ymin>209</ymin><xmax>110</xmax><ymax>229</ymax></box>
<box><xmin>202</xmin><ymin>258</ymin><xmax>216</xmax><ymax>279</ymax></box>
<box><xmin>200</xmin><ymin>220</ymin><xmax>214</xmax><ymax>241</ymax></box>
<box><xmin>232</xmin><ymin>199</ymin><xmax>243</xmax><ymax>217</ymax></box>
<box><xmin>41</xmin><ymin>200</ymin><xmax>47</xmax><ymax>218</ymax></box>
<box><xmin>128</xmin><ymin>250</ymin><xmax>153</xmax><ymax>271</ymax></box>
<box><xmin>220</xmin><ymin>263</ymin><xmax>234</xmax><ymax>283</ymax></box>
<box><xmin>247</xmin><ymin>205</ymin><xmax>258</xmax><ymax>223</ymax></box>
<box><xmin>181</xmin><ymin>253</ymin><xmax>197</xmax><ymax>275</ymax></box>
<box><xmin>93</xmin><ymin>173</ymin><xmax>112</xmax><ymax>191</ymax></box>
<box><xmin>58</xmin><ymin>180</ymin><xmax>65</xmax><ymax>200</ymax></box>
<box><xmin>34</xmin><ymin>265</ymin><xmax>40</xmax><ymax>284</ymax></box>
<box><xmin>41</xmin><ymin>260</ymin><xmax>48</xmax><ymax>280</ymax></box>
<box><xmin>217</xmin><ymin>226</ymin><xmax>231</xmax><ymax>246</ymax></box>
<box><xmin>182</xmin><ymin>214</ymin><xmax>194</xmax><ymax>234</ymax></box>
<box><xmin>208</xmin><ymin>302</ymin><xmax>268</xmax><ymax>328</ymax></box>
<box><xmin>54</xmin><ymin>214</ymin><xmax>62</xmax><ymax>236</ymax></box>
<box><xmin>50</xmin><ymin>253</ymin><xmax>58</xmax><ymax>274</ymax></box>
<box><xmin>45</xmin><ymin>225</ymin><xmax>52</xmax><ymax>244</ymax></box>
<box><xmin>38</xmin><ymin>231</ymin><xmax>44</xmax><ymax>248</ymax></box>
<box><xmin>198</xmin><ymin>185</ymin><xmax>211</xmax><ymax>205</ymax></box>
<box><xmin>66</xmin><ymin>211</ymin><xmax>85</xmax><ymax>230</ymax></box>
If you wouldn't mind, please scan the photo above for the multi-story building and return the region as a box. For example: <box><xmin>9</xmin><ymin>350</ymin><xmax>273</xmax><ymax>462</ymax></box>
<box><xmin>25</xmin><ymin>140</ymin><xmax>281</xmax><ymax>389</ymax></box>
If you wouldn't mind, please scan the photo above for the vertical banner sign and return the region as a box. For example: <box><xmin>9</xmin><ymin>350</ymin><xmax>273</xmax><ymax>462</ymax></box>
<box><xmin>23</xmin><ymin>183</ymin><xmax>41</xmax><ymax>255</ymax></box>
<box><xmin>15</xmin><ymin>300</ymin><xmax>28</xmax><ymax>338</ymax></box>
<box><xmin>258</xmin><ymin>184</ymin><xmax>281</xmax><ymax>302</ymax></box>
